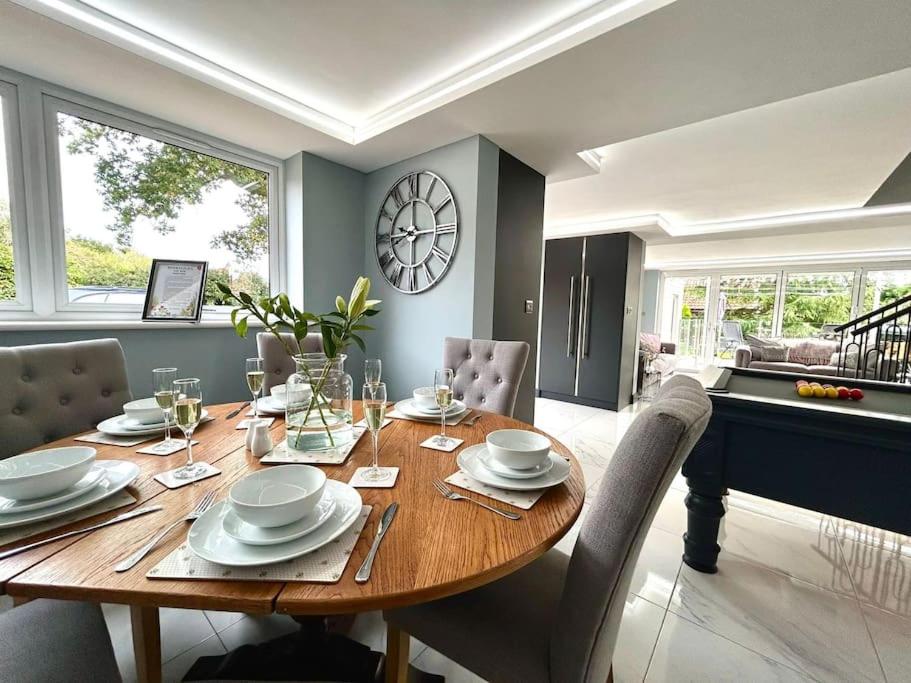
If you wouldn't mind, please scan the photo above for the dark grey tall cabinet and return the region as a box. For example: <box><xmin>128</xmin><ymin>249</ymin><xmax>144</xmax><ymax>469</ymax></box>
<box><xmin>538</xmin><ymin>232</ymin><xmax>643</xmax><ymax>411</ymax></box>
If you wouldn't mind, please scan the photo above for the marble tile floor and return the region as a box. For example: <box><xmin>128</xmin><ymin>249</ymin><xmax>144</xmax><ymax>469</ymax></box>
<box><xmin>78</xmin><ymin>396</ymin><xmax>911</xmax><ymax>680</ymax></box>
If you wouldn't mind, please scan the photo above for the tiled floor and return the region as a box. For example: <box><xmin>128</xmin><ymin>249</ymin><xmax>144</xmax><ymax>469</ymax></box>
<box><xmin>97</xmin><ymin>396</ymin><xmax>910</xmax><ymax>682</ymax></box>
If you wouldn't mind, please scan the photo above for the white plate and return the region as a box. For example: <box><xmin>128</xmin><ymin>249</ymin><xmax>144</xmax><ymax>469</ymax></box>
<box><xmin>188</xmin><ymin>480</ymin><xmax>362</xmax><ymax>566</ymax></box>
<box><xmin>394</xmin><ymin>399</ymin><xmax>467</xmax><ymax>421</ymax></box>
<box><xmin>251</xmin><ymin>396</ymin><xmax>285</xmax><ymax>416</ymax></box>
<box><xmin>457</xmin><ymin>444</ymin><xmax>570</xmax><ymax>491</ymax></box>
<box><xmin>121</xmin><ymin>418</ymin><xmax>166</xmax><ymax>431</ymax></box>
<box><xmin>0</xmin><ymin>460</ymin><xmax>141</xmax><ymax>529</ymax></box>
<box><xmin>0</xmin><ymin>466</ymin><xmax>105</xmax><ymax>514</ymax></box>
<box><xmin>97</xmin><ymin>411</ymin><xmax>209</xmax><ymax>437</ymax></box>
<box><xmin>222</xmin><ymin>491</ymin><xmax>337</xmax><ymax>546</ymax></box>
<box><xmin>477</xmin><ymin>447</ymin><xmax>554</xmax><ymax>480</ymax></box>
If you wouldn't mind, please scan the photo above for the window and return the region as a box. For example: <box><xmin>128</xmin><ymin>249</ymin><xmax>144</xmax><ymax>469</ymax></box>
<box><xmin>715</xmin><ymin>273</ymin><xmax>778</xmax><ymax>361</ymax></box>
<box><xmin>781</xmin><ymin>271</ymin><xmax>854</xmax><ymax>338</ymax></box>
<box><xmin>0</xmin><ymin>85</ymin><xmax>22</xmax><ymax>305</ymax></box>
<box><xmin>863</xmin><ymin>269</ymin><xmax>911</xmax><ymax>313</ymax></box>
<box><xmin>53</xmin><ymin>107</ymin><xmax>272</xmax><ymax>311</ymax></box>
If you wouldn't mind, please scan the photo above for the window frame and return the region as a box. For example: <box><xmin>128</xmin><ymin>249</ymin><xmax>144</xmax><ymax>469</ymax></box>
<box><xmin>0</xmin><ymin>79</ymin><xmax>32</xmax><ymax>312</ymax></box>
<box><xmin>43</xmin><ymin>94</ymin><xmax>283</xmax><ymax>319</ymax></box>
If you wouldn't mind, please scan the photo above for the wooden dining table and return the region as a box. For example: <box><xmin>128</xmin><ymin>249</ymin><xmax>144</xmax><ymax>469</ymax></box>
<box><xmin>0</xmin><ymin>402</ymin><xmax>584</xmax><ymax>683</ymax></box>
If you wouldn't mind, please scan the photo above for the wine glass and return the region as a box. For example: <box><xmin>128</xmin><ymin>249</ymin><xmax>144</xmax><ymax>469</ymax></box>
<box><xmin>153</xmin><ymin>368</ymin><xmax>178</xmax><ymax>448</ymax></box>
<box><xmin>433</xmin><ymin>368</ymin><xmax>455</xmax><ymax>447</ymax></box>
<box><xmin>172</xmin><ymin>378</ymin><xmax>205</xmax><ymax>479</ymax></box>
<box><xmin>362</xmin><ymin>382</ymin><xmax>391</xmax><ymax>482</ymax></box>
<box><xmin>246</xmin><ymin>357</ymin><xmax>264</xmax><ymax>418</ymax></box>
<box><xmin>364</xmin><ymin>359</ymin><xmax>382</xmax><ymax>386</ymax></box>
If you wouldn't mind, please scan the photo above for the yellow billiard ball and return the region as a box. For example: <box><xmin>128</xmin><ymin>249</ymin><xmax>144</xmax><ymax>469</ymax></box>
<box><xmin>812</xmin><ymin>386</ymin><xmax>826</xmax><ymax>398</ymax></box>
<box><xmin>797</xmin><ymin>385</ymin><xmax>814</xmax><ymax>397</ymax></box>
<box><xmin>825</xmin><ymin>387</ymin><xmax>838</xmax><ymax>399</ymax></box>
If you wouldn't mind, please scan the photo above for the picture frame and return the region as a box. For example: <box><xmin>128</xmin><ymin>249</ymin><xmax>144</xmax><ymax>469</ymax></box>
<box><xmin>142</xmin><ymin>259</ymin><xmax>209</xmax><ymax>323</ymax></box>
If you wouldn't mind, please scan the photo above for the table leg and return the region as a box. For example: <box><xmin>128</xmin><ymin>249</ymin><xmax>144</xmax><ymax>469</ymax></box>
<box><xmin>130</xmin><ymin>605</ymin><xmax>162</xmax><ymax>683</ymax></box>
<box><xmin>385</xmin><ymin>623</ymin><xmax>409</xmax><ymax>683</ymax></box>
<box><xmin>683</xmin><ymin>481</ymin><xmax>726</xmax><ymax>573</ymax></box>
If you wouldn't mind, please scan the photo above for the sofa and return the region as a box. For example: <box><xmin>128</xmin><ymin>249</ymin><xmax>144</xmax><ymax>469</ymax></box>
<box><xmin>734</xmin><ymin>345</ymin><xmax>840</xmax><ymax>376</ymax></box>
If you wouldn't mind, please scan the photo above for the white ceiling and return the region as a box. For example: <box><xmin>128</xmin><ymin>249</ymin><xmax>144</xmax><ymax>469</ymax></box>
<box><xmin>3</xmin><ymin>0</ymin><xmax>911</xmax><ymax>247</ymax></box>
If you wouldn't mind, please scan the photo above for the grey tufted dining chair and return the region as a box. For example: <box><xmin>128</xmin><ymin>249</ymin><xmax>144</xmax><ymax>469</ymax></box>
<box><xmin>0</xmin><ymin>339</ymin><xmax>132</xmax><ymax>459</ymax></box>
<box><xmin>256</xmin><ymin>332</ymin><xmax>323</xmax><ymax>393</ymax></box>
<box><xmin>443</xmin><ymin>337</ymin><xmax>529</xmax><ymax>418</ymax></box>
<box><xmin>384</xmin><ymin>375</ymin><xmax>711</xmax><ymax>683</ymax></box>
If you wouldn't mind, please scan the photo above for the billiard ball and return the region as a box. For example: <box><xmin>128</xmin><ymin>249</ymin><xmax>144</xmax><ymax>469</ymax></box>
<box><xmin>825</xmin><ymin>387</ymin><xmax>838</xmax><ymax>399</ymax></box>
<box><xmin>795</xmin><ymin>380</ymin><xmax>809</xmax><ymax>388</ymax></box>
<box><xmin>797</xmin><ymin>385</ymin><xmax>813</xmax><ymax>397</ymax></box>
<box><xmin>836</xmin><ymin>387</ymin><xmax>850</xmax><ymax>400</ymax></box>
<box><xmin>849</xmin><ymin>388</ymin><xmax>864</xmax><ymax>401</ymax></box>
<box><xmin>812</xmin><ymin>385</ymin><xmax>826</xmax><ymax>398</ymax></box>
<box><xmin>822</xmin><ymin>384</ymin><xmax>834</xmax><ymax>390</ymax></box>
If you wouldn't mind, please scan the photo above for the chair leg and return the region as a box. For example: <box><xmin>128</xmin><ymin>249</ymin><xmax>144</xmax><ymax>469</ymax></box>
<box><xmin>385</xmin><ymin>622</ymin><xmax>410</xmax><ymax>683</ymax></box>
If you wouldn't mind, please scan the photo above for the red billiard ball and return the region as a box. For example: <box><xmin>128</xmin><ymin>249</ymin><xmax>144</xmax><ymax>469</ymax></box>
<box><xmin>836</xmin><ymin>387</ymin><xmax>850</xmax><ymax>400</ymax></box>
<box><xmin>849</xmin><ymin>388</ymin><xmax>864</xmax><ymax>401</ymax></box>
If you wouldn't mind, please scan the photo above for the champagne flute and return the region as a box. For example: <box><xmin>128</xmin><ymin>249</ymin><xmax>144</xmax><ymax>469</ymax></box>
<box><xmin>153</xmin><ymin>368</ymin><xmax>178</xmax><ymax>448</ymax></box>
<box><xmin>172</xmin><ymin>378</ymin><xmax>204</xmax><ymax>479</ymax></box>
<box><xmin>433</xmin><ymin>368</ymin><xmax>454</xmax><ymax>447</ymax></box>
<box><xmin>246</xmin><ymin>357</ymin><xmax>265</xmax><ymax>418</ymax></box>
<box><xmin>364</xmin><ymin>359</ymin><xmax>382</xmax><ymax>387</ymax></box>
<box><xmin>362</xmin><ymin>382</ymin><xmax>390</xmax><ymax>482</ymax></box>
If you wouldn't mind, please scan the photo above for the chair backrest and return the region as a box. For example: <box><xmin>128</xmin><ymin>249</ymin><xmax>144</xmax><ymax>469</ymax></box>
<box><xmin>0</xmin><ymin>339</ymin><xmax>132</xmax><ymax>458</ymax></box>
<box><xmin>550</xmin><ymin>375</ymin><xmax>711</xmax><ymax>682</ymax></box>
<box><xmin>256</xmin><ymin>332</ymin><xmax>323</xmax><ymax>392</ymax></box>
<box><xmin>442</xmin><ymin>337</ymin><xmax>529</xmax><ymax>417</ymax></box>
<box><xmin>720</xmin><ymin>320</ymin><xmax>743</xmax><ymax>341</ymax></box>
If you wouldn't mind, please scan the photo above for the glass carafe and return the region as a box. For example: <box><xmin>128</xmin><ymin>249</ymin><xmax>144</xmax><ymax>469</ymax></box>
<box><xmin>285</xmin><ymin>353</ymin><xmax>353</xmax><ymax>451</ymax></box>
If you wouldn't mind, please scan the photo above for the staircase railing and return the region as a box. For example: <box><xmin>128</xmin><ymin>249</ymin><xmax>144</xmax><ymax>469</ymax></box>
<box><xmin>833</xmin><ymin>293</ymin><xmax>911</xmax><ymax>383</ymax></box>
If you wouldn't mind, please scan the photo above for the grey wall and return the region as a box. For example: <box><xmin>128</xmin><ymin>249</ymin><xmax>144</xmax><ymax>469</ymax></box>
<box><xmin>866</xmin><ymin>151</ymin><xmax>911</xmax><ymax>206</ymax></box>
<box><xmin>641</xmin><ymin>270</ymin><xmax>661</xmax><ymax>333</ymax></box>
<box><xmin>0</xmin><ymin>327</ymin><xmax>257</xmax><ymax>404</ymax></box>
<box><xmin>492</xmin><ymin>150</ymin><xmax>545</xmax><ymax>423</ymax></box>
<box><xmin>363</xmin><ymin>136</ymin><xmax>499</xmax><ymax>399</ymax></box>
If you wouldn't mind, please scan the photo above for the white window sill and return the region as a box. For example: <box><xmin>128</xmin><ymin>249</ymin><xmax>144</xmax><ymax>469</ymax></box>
<box><xmin>0</xmin><ymin>318</ymin><xmax>262</xmax><ymax>332</ymax></box>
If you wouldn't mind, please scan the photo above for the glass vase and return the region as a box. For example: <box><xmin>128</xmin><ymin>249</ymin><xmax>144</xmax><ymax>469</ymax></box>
<box><xmin>285</xmin><ymin>353</ymin><xmax>354</xmax><ymax>452</ymax></box>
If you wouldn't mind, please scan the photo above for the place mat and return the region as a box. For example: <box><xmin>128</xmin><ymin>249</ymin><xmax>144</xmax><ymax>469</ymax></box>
<box><xmin>137</xmin><ymin>439</ymin><xmax>198</xmax><ymax>456</ymax></box>
<box><xmin>420</xmin><ymin>436</ymin><xmax>464</xmax><ymax>452</ymax></box>
<box><xmin>75</xmin><ymin>431</ymin><xmax>152</xmax><ymax>447</ymax></box>
<box><xmin>349</xmin><ymin>467</ymin><xmax>399</xmax><ymax>488</ymax></box>
<box><xmin>261</xmin><ymin>426</ymin><xmax>368</xmax><ymax>465</ymax></box>
<box><xmin>154</xmin><ymin>462</ymin><xmax>221</xmax><ymax>489</ymax></box>
<box><xmin>387</xmin><ymin>410</ymin><xmax>469</xmax><ymax>426</ymax></box>
<box><xmin>147</xmin><ymin>505</ymin><xmax>371</xmax><ymax>583</ymax></box>
<box><xmin>0</xmin><ymin>490</ymin><xmax>138</xmax><ymax>547</ymax></box>
<box><xmin>444</xmin><ymin>471</ymin><xmax>547</xmax><ymax>510</ymax></box>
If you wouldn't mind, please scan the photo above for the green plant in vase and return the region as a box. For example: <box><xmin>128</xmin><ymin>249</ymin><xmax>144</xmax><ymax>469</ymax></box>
<box><xmin>217</xmin><ymin>276</ymin><xmax>381</xmax><ymax>449</ymax></box>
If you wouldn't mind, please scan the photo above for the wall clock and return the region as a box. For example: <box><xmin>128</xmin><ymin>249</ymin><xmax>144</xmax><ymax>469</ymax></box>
<box><xmin>374</xmin><ymin>170</ymin><xmax>458</xmax><ymax>294</ymax></box>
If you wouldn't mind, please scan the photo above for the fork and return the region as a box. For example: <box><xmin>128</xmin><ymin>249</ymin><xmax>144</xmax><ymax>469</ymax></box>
<box><xmin>115</xmin><ymin>491</ymin><xmax>216</xmax><ymax>572</ymax></box>
<box><xmin>431</xmin><ymin>479</ymin><xmax>521</xmax><ymax>520</ymax></box>
<box><xmin>465</xmin><ymin>412</ymin><xmax>482</xmax><ymax>426</ymax></box>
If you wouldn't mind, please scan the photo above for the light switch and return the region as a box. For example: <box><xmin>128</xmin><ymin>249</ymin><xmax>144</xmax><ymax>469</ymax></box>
<box><xmin>524</xmin><ymin>299</ymin><xmax>535</xmax><ymax>314</ymax></box>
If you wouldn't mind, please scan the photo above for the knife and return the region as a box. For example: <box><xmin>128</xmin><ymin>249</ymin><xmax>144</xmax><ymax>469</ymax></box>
<box><xmin>355</xmin><ymin>502</ymin><xmax>398</xmax><ymax>583</ymax></box>
<box><xmin>225</xmin><ymin>401</ymin><xmax>250</xmax><ymax>419</ymax></box>
<box><xmin>0</xmin><ymin>505</ymin><xmax>164</xmax><ymax>561</ymax></box>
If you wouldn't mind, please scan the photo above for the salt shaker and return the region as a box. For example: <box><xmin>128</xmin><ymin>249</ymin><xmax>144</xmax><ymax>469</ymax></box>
<box><xmin>249</xmin><ymin>421</ymin><xmax>273</xmax><ymax>458</ymax></box>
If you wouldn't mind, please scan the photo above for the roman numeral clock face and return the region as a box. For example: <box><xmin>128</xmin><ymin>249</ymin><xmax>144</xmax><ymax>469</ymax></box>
<box><xmin>375</xmin><ymin>170</ymin><xmax>458</xmax><ymax>294</ymax></box>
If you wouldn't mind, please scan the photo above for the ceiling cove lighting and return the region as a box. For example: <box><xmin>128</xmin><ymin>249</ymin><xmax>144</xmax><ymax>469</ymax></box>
<box><xmin>12</xmin><ymin>0</ymin><xmax>356</xmax><ymax>142</ymax></box>
<box><xmin>15</xmin><ymin>0</ymin><xmax>669</xmax><ymax>144</ymax></box>
<box><xmin>646</xmin><ymin>248</ymin><xmax>911</xmax><ymax>271</ymax></box>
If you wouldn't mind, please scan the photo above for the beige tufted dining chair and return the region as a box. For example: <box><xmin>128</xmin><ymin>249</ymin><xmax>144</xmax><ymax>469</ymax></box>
<box><xmin>256</xmin><ymin>332</ymin><xmax>324</xmax><ymax>393</ymax></box>
<box><xmin>443</xmin><ymin>337</ymin><xmax>530</xmax><ymax>418</ymax></box>
<box><xmin>0</xmin><ymin>339</ymin><xmax>132</xmax><ymax>459</ymax></box>
<box><xmin>384</xmin><ymin>375</ymin><xmax>712</xmax><ymax>682</ymax></box>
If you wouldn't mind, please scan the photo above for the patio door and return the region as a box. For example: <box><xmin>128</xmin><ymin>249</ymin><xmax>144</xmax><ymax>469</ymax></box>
<box><xmin>659</xmin><ymin>275</ymin><xmax>711</xmax><ymax>370</ymax></box>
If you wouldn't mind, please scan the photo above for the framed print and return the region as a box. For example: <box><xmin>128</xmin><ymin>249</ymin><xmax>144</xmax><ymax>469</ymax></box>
<box><xmin>142</xmin><ymin>259</ymin><xmax>208</xmax><ymax>323</ymax></box>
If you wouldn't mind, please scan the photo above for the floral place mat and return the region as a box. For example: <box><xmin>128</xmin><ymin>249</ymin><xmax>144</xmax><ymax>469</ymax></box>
<box><xmin>261</xmin><ymin>426</ymin><xmax>368</xmax><ymax>465</ymax></box>
<box><xmin>0</xmin><ymin>490</ymin><xmax>138</xmax><ymax>547</ymax></box>
<box><xmin>444</xmin><ymin>471</ymin><xmax>547</xmax><ymax>510</ymax></box>
<box><xmin>146</xmin><ymin>505</ymin><xmax>370</xmax><ymax>583</ymax></box>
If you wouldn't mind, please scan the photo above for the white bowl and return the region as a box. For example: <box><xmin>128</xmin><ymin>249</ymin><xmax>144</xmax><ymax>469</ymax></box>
<box><xmin>229</xmin><ymin>465</ymin><xmax>326</xmax><ymax>528</ymax></box>
<box><xmin>413</xmin><ymin>386</ymin><xmax>437</xmax><ymax>411</ymax></box>
<box><xmin>485</xmin><ymin>430</ymin><xmax>552</xmax><ymax>470</ymax></box>
<box><xmin>123</xmin><ymin>398</ymin><xmax>165</xmax><ymax>425</ymax></box>
<box><xmin>269</xmin><ymin>383</ymin><xmax>311</xmax><ymax>408</ymax></box>
<box><xmin>0</xmin><ymin>447</ymin><xmax>97</xmax><ymax>500</ymax></box>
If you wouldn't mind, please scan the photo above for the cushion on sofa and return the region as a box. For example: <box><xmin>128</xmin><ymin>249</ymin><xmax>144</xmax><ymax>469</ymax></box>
<box><xmin>639</xmin><ymin>332</ymin><xmax>661</xmax><ymax>355</ymax></box>
<box><xmin>787</xmin><ymin>339</ymin><xmax>838</xmax><ymax>366</ymax></box>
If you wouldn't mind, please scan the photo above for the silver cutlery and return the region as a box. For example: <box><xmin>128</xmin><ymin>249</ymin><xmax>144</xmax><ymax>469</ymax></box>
<box><xmin>355</xmin><ymin>502</ymin><xmax>398</xmax><ymax>583</ymax></box>
<box><xmin>465</xmin><ymin>412</ymin><xmax>482</xmax><ymax>426</ymax></box>
<box><xmin>115</xmin><ymin>492</ymin><xmax>216</xmax><ymax>572</ymax></box>
<box><xmin>0</xmin><ymin>505</ymin><xmax>163</xmax><ymax>561</ymax></box>
<box><xmin>225</xmin><ymin>402</ymin><xmax>250</xmax><ymax>420</ymax></box>
<box><xmin>431</xmin><ymin>479</ymin><xmax>521</xmax><ymax>520</ymax></box>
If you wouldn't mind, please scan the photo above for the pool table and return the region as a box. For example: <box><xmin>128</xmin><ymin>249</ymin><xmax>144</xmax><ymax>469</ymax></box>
<box><xmin>682</xmin><ymin>367</ymin><xmax>911</xmax><ymax>573</ymax></box>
